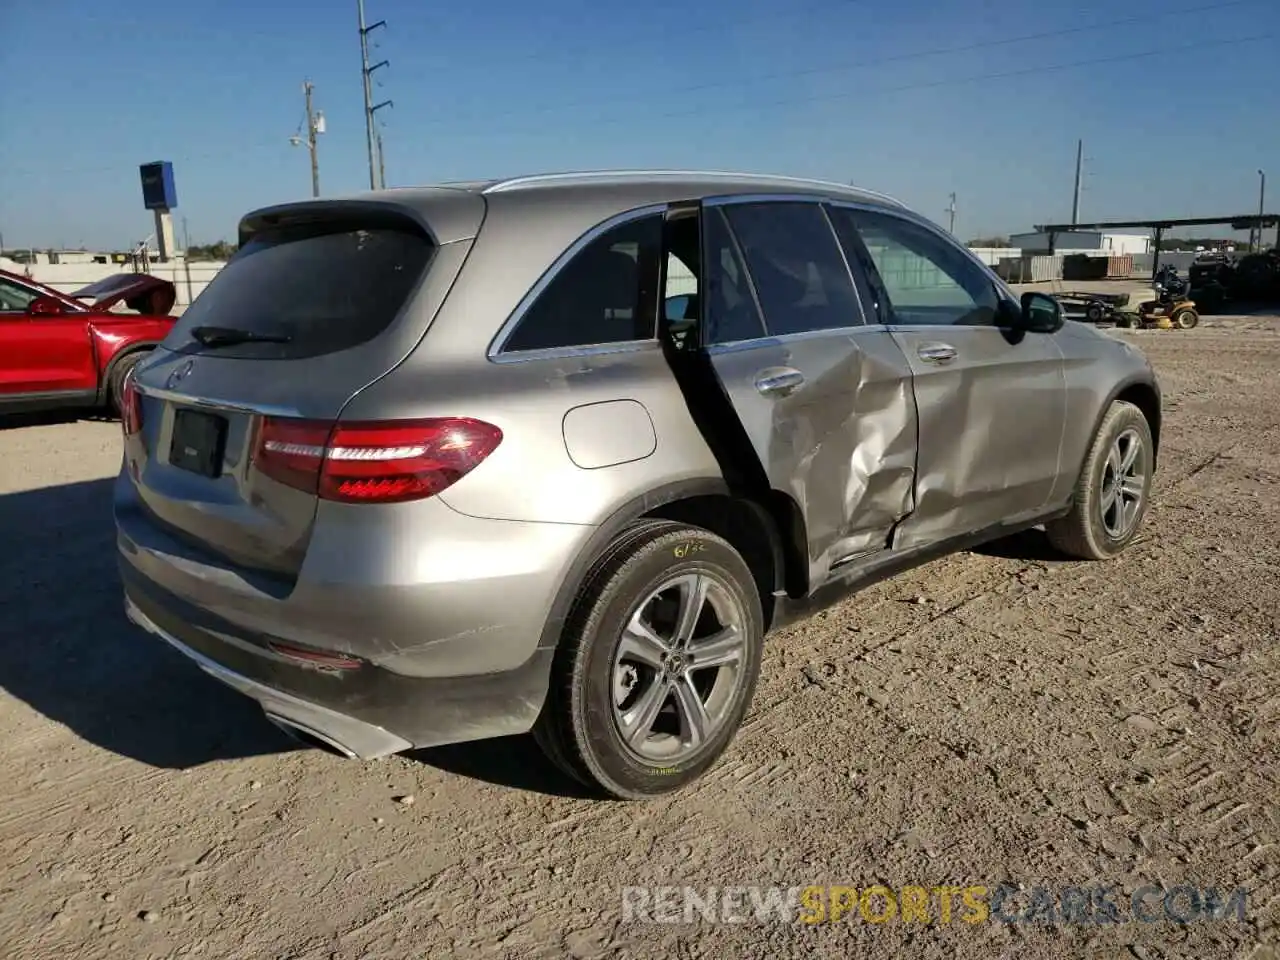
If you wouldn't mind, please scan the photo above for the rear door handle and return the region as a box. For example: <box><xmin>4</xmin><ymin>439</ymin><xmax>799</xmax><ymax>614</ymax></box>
<box><xmin>754</xmin><ymin>368</ymin><xmax>805</xmax><ymax>397</ymax></box>
<box><xmin>917</xmin><ymin>343</ymin><xmax>958</xmax><ymax>364</ymax></box>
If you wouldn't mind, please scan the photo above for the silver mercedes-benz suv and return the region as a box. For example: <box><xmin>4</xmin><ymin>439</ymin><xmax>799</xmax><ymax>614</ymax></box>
<box><xmin>116</xmin><ymin>170</ymin><xmax>1161</xmax><ymax>799</ymax></box>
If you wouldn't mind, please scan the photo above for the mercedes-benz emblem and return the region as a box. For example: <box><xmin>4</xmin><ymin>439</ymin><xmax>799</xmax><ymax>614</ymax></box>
<box><xmin>165</xmin><ymin>359</ymin><xmax>195</xmax><ymax>389</ymax></box>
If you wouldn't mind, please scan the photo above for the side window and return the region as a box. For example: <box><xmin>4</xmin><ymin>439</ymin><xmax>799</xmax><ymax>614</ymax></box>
<box><xmin>502</xmin><ymin>213</ymin><xmax>662</xmax><ymax>353</ymax></box>
<box><xmin>0</xmin><ymin>277</ymin><xmax>41</xmax><ymax>313</ymax></box>
<box><xmin>722</xmin><ymin>202</ymin><xmax>862</xmax><ymax>336</ymax></box>
<box><xmin>703</xmin><ymin>208</ymin><xmax>766</xmax><ymax>345</ymax></box>
<box><xmin>833</xmin><ymin>208</ymin><xmax>998</xmax><ymax>326</ymax></box>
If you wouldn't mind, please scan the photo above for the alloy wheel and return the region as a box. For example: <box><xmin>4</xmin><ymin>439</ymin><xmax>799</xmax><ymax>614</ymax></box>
<box><xmin>1100</xmin><ymin>428</ymin><xmax>1146</xmax><ymax>539</ymax></box>
<box><xmin>610</xmin><ymin>572</ymin><xmax>747</xmax><ymax>763</ymax></box>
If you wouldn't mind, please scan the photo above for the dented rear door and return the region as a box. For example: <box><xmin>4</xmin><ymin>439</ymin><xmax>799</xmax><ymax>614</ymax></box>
<box><xmin>695</xmin><ymin>199</ymin><xmax>918</xmax><ymax>589</ymax></box>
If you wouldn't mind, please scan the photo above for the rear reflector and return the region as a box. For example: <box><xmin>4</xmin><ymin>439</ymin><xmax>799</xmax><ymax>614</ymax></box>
<box><xmin>121</xmin><ymin>369</ymin><xmax>143</xmax><ymax>436</ymax></box>
<box><xmin>267</xmin><ymin>641</ymin><xmax>363</xmax><ymax>671</ymax></box>
<box><xmin>255</xmin><ymin>417</ymin><xmax>503</xmax><ymax>504</ymax></box>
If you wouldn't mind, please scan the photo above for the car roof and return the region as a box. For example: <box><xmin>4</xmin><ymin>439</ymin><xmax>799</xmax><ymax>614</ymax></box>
<box><xmin>242</xmin><ymin>170</ymin><xmax>907</xmax><ymax>246</ymax></box>
<box><xmin>429</xmin><ymin>169</ymin><xmax>903</xmax><ymax>207</ymax></box>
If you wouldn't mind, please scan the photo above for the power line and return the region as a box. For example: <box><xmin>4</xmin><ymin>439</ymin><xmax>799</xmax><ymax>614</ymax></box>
<box><xmin>420</xmin><ymin>0</ymin><xmax>1263</xmax><ymax>124</ymax></box>
<box><xmin>425</xmin><ymin>33</ymin><xmax>1275</xmax><ymax>145</ymax></box>
<box><xmin>403</xmin><ymin>0</ymin><xmax>876</xmax><ymax>75</ymax></box>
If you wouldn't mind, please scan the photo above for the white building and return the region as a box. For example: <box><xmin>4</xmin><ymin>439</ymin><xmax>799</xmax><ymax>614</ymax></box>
<box><xmin>1008</xmin><ymin>230</ymin><xmax>1152</xmax><ymax>255</ymax></box>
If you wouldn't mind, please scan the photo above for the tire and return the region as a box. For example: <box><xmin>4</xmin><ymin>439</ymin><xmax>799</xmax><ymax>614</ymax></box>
<box><xmin>1085</xmin><ymin>302</ymin><xmax>1105</xmax><ymax>323</ymax></box>
<box><xmin>1045</xmin><ymin>401</ymin><xmax>1154</xmax><ymax>560</ymax></box>
<box><xmin>1172</xmin><ymin>306</ymin><xmax>1199</xmax><ymax>329</ymax></box>
<box><xmin>107</xmin><ymin>350</ymin><xmax>147</xmax><ymax>414</ymax></box>
<box><xmin>533</xmin><ymin>520</ymin><xmax>765</xmax><ymax>799</ymax></box>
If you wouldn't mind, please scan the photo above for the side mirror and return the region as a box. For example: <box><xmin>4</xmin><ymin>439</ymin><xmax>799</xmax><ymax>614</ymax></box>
<box><xmin>27</xmin><ymin>295</ymin><xmax>65</xmax><ymax>316</ymax></box>
<box><xmin>1018</xmin><ymin>292</ymin><xmax>1064</xmax><ymax>333</ymax></box>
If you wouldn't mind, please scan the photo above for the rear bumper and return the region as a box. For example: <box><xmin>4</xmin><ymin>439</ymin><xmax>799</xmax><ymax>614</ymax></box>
<box><xmin>120</xmin><ymin>561</ymin><xmax>555</xmax><ymax>755</ymax></box>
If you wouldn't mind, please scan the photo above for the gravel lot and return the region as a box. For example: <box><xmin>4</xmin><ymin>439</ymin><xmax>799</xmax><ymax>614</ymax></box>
<box><xmin>1</xmin><ymin>317</ymin><xmax>1277</xmax><ymax>960</ymax></box>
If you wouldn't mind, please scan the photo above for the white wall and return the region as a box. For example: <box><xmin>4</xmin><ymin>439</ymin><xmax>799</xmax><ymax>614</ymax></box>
<box><xmin>1100</xmin><ymin>233</ymin><xmax>1152</xmax><ymax>255</ymax></box>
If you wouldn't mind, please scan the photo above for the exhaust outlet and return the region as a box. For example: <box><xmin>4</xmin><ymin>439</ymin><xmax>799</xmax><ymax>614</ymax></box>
<box><xmin>265</xmin><ymin>713</ymin><xmax>358</xmax><ymax>759</ymax></box>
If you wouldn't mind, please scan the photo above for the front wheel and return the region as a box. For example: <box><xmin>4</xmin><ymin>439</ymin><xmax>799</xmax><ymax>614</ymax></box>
<box><xmin>534</xmin><ymin>520</ymin><xmax>764</xmax><ymax>799</ymax></box>
<box><xmin>1046</xmin><ymin>400</ymin><xmax>1154</xmax><ymax>560</ymax></box>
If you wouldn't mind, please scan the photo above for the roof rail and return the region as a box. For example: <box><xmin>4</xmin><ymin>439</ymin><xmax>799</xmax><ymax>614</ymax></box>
<box><xmin>481</xmin><ymin>169</ymin><xmax>905</xmax><ymax>207</ymax></box>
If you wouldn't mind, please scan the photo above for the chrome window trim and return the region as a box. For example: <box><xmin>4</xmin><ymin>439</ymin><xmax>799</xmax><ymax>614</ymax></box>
<box><xmin>705</xmin><ymin>324</ymin><xmax>886</xmax><ymax>355</ymax></box>
<box><xmin>486</xmin><ymin>203</ymin><xmax>668</xmax><ymax>362</ymax></box>
<box><xmin>488</xmin><ymin>339</ymin><xmax>658</xmax><ymax>365</ymax></box>
<box><xmin>826</xmin><ymin>200</ymin><xmax>1013</xmax><ymax>331</ymax></box>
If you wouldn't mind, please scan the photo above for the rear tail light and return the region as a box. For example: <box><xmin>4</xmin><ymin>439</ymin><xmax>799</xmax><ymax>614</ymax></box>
<box><xmin>121</xmin><ymin>369</ymin><xmax>143</xmax><ymax>436</ymax></box>
<box><xmin>254</xmin><ymin>417</ymin><xmax>503</xmax><ymax>504</ymax></box>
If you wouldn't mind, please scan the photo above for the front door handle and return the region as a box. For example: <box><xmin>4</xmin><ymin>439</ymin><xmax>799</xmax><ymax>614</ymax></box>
<box><xmin>917</xmin><ymin>343</ymin><xmax>958</xmax><ymax>364</ymax></box>
<box><xmin>754</xmin><ymin>368</ymin><xmax>805</xmax><ymax>397</ymax></box>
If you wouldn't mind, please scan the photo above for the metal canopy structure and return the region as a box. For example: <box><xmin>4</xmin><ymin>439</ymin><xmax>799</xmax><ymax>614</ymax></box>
<box><xmin>1033</xmin><ymin>214</ymin><xmax>1280</xmax><ymax>281</ymax></box>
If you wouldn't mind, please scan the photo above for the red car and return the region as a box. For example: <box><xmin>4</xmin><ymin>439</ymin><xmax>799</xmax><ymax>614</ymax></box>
<box><xmin>0</xmin><ymin>268</ymin><xmax>177</xmax><ymax>415</ymax></box>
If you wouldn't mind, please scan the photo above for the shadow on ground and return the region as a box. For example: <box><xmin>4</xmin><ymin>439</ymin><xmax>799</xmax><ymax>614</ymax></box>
<box><xmin>410</xmin><ymin>735</ymin><xmax>599</xmax><ymax>800</ymax></box>
<box><xmin>0</xmin><ymin>477</ymin><xmax>295</xmax><ymax>768</ymax></box>
<box><xmin>0</xmin><ymin>408</ymin><xmax>114</xmax><ymax>431</ymax></box>
<box><xmin>0</xmin><ymin>476</ymin><xmax>588</xmax><ymax>795</ymax></box>
<box><xmin>0</xmin><ymin>475</ymin><xmax>1078</xmax><ymax>792</ymax></box>
<box><xmin>971</xmin><ymin>527</ymin><xmax>1069</xmax><ymax>562</ymax></box>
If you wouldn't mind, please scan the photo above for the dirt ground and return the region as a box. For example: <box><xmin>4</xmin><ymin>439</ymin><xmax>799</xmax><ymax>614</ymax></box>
<box><xmin>1</xmin><ymin>316</ymin><xmax>1277</xmax><ymax>960</ymax></box>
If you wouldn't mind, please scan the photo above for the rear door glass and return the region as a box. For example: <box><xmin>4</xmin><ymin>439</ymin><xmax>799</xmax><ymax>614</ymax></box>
<box><xmin>721</xmin><ymin>202</ymin><xmax>862</xmax><ymax>336</ymax></box>
<box><xmin>168</xmin><ymin>224</ymin><xmax>435</xmax><ymax>359</ymax></box>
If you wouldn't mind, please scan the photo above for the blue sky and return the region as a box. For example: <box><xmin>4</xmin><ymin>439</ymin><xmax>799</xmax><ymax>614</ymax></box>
<box><xmin>2</xmin><ymin>0</ymin><xmax>1277</xmax><ymax>249</ymax></box>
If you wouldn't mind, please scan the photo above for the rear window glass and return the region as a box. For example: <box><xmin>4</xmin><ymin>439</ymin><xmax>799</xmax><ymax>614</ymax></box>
<box><xmin>168</xmin><ymin>224</ymin><xmax>434</xmax><ymax>359</ymax></box>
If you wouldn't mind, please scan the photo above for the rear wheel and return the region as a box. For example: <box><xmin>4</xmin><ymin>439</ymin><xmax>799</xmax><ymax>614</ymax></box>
<box><xmin>108</xmin><ymin>351</ymin><xmax>147</xmax><ymax>414</ymax></box>
<box><xmin>534</xmin><ymin>520</ymin><xmax>764</xmax><ymax>799</ymax></box>
<box><xmin>1046</xmin><ymin>400</ymin><xmax>1154</xmax><ymax>560</ymax></box>
<box><xmin>1172</xmin><ymin>306</ymin><xmax>1199</xmax><ymax>329</ymax></box>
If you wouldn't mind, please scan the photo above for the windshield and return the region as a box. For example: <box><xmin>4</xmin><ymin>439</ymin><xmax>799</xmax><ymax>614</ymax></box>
<box><xmin>167</xmin><ymin>222</ymin><xmax>435</xmax><ymax>360</ymax></box>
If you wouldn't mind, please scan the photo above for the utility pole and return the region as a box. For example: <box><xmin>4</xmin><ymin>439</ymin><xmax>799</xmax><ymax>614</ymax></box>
<box><xmin>358</xmin><ymin>0</ymin><xmax>392</xmax><ymax>189</ymax></box>
<box><xmin>1071</xmin><ymin>138</ymin><xmax>1084</xmax><ymax>225</ymax></box>
<box><xmin>946</xmin><ymin>193</ymin><xmax>957</xmax><ymax>234</ymax></box>
<box><xmin>290</xmin><ymin>81</ymin><xmax>325</xmax><ymax>197</ymax></box>
<box><xmin>377</xmin><ymin>127</ymin><xmax>387</xmax><ymax>190</ymax></box>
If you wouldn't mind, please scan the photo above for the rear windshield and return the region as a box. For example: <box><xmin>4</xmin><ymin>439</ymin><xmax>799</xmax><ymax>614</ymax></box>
<box><xmin>167</xmin><ymin>222</ymin><xmax>434</xmax><ymax>359</ymax></box>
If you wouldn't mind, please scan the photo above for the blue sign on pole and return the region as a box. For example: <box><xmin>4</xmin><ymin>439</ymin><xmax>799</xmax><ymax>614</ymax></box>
<box><xmin>139</xmin><ymin>161</ymin><xmax>178</xmax><ymax>210</ymax></box>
